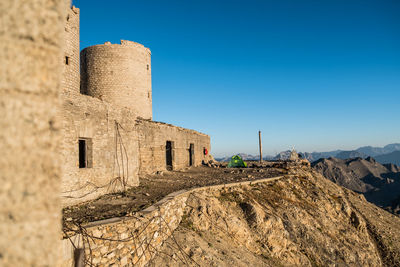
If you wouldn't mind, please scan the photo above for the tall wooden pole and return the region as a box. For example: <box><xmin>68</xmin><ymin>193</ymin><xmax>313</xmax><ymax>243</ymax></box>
<box><xmin>258</xmin><ymin>131</ymin><xmax>263</xmax><ymax>163</ymax></box>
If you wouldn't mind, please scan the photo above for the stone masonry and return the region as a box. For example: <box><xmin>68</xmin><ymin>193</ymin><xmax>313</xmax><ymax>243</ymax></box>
<box><xmin>81</xmin><ymin>41</ymin><xmax>152</xmax><ymax>119</ymax></box>
<box><xmin>61</xmin><ymin>6</ymin><xmax>211</xmax><ymax>206</ymax></box>
<box><xmin>136</xmin><ymin>120</ymin><xmax>210</xmax><ymax>173</ymax></box>
<box><xmin>61</xmin><ymin>177</ymin><xmax>283</xmax><ymax>266</ymax></box>
<box><xmin>0</xmin><ymin>0</ymin><xmax>67</xmax><ymax>265</ymax></box>
<box><xmin>0</xmin><ymin>1</ymin><xmax>209</xmax><ymax>265</ymax></box>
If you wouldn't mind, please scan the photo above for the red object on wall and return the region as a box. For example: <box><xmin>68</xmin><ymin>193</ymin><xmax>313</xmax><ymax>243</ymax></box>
<box><xmin>204</xmin><ymin>148</ymin><xmax>208</xmax><ymax>155</ymax></box>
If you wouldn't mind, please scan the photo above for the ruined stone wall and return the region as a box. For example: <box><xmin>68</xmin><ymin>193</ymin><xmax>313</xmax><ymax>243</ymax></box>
<box><xmin>80</xmin><ymin>41</ymin><xmax>152</xmax><ymax>119</ymax></box>
<box><xmin>62</xmin><ymin>6</ymin><xmax>80</xmax><ymax>96</ymax></box>
<box><xmin>136</xmin><ymin>120</ymin><xmax>211</xmax><ymax>174</ymax></box>
<box><xmin>59</xmin><ymin>6</ymin><xmax>211</xmax><ymax>206</ymax></box>
<box><xmin>0</xmin><ymin>0</ymin><xmax>67</xmax><ymax>265</ymax></box>
<box><xmin>61</xmin><ymin>94</ymin><xmax>140</xmax><ymax>206</ymax></box>
<box><xmin>61</xmin><ymin>191</ymin><xmax>188</xmax><ymax>267</ymax></box>
<box><xmin>59</xmin><ymin>6</ymin><xmax>141</xmax><ymax>207</ymax></box>
<box><xmin>61</xmin><ymin>177</ymin><xmax>283</xmax><ymax>266</ymax></box>
<box><xmin>60</xmin><ymin>107</ymin><xmax>210</xmax><ymax>206</ymax></box>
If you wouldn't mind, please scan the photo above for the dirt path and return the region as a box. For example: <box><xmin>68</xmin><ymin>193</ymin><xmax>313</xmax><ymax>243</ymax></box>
<box><xmin>63</xmin><ymin>164</ymin><xmax>286</xmax><ymax>228</ymax></box>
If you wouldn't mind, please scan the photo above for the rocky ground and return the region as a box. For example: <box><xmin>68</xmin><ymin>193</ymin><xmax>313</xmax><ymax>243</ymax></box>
<box><xmin>62</xmin><ymin>160</ymin><xmax>400</xmax><ymax>266</ymax></box>
<box><xmin>150</xmin><ymin>168</ymin><xmax>400</xmax><ymax>267</ymax></box>
<box><xmin>62</xmin><ymin>162</ymin><xmax>287</xmax><ymax>227</ymax></box>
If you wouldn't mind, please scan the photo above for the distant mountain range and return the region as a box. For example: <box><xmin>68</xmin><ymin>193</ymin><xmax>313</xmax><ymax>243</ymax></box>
<box><xmin>301</xmin><ymin>143</ymin><xmax>400</xmax><ymax>162</ymax></box>
<box><xmin>357</xmin><ymin>143</ymin><xmax>400</xmax><ymax>156</ymax></box>
<box><xmin>216</xmin><ymin>143</ymin><xmax>400</xmax><ymax>166</ymax></box>
<box><xmin>375</xmin><ymin>150</ymin><xmax>400</xmax><ymax>166</ymax></box>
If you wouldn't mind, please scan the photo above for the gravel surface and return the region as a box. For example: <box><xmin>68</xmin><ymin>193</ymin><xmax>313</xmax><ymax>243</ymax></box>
<box><xmin>62</xmin><ymin>164</ymin><xmax>286</xmax><ymax>228</ymax></box>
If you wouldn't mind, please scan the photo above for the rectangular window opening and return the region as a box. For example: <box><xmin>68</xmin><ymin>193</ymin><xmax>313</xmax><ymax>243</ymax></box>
<box><xmin>65</xmin><ymin>56</ymin><xmax>69</xmax><ymax>65</ymax></box>
<box><xmin>79</xmin><ymin>138</ymin><xmax>93</xmax><ymax>168</ymax></box>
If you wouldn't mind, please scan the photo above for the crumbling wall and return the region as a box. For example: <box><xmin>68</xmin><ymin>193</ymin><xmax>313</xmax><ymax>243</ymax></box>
<box><xmin>61</xmin><ymin>191</ymin><xmax>188</xmax><ymax>267</ymax></box>
<box><xmin>0</xmin><ymin>0</ymin><xmax>67</xmax><ymax>265</ymax></box>
<box><xmin>60</xmin><ymin>108</ymin><xmax>210</xmax><ymax>206</ymax></box>
<box><xmin>60</xmin><ymin>10</ymin><xmax>147</xmax><ymax>207</ymax></box>
<box><xmin>136</xmin><ymin>120</ymin><xmax>211</xmax><ymax>174</ymax></box>
<box><xmin>61</xmin><ymin>178</ymin><xmax>283</xmax><ymax>266</ymax></box>
<box><xmin>59</xmin><ymin>7</ymin><xmax>210</xmax><ymax>206</ymax></box>
<box><xmin>61</xmin><ymin>94</ymin><xmax>140</xmax><ymax>206</ymax></box>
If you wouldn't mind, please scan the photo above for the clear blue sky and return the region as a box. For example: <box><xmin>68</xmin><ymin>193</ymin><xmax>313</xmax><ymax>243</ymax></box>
<box><xmin>73</xmin><ymin>0</ymin><xmax>400</xmax><ymax>157</ymax></box>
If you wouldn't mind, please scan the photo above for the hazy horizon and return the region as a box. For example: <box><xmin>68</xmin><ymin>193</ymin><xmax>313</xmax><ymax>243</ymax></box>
<box><xmin>74</xmin><ymin>0</ymin><xmax>400</xmax><ymax>157</ymax></box>
<box><xmin>212</xmin><ymin>142</ymin><xmax>400</xmax><ymax>158</ymax></box>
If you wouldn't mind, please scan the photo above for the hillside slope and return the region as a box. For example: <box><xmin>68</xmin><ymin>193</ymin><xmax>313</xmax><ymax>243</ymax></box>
<box><xmin>151</xmin><ymin>169</ymin><xmax>400</xmax><ymax>266</ymax></box>
<box><xmin>312</xmin><ymin>157</ymin><xmax>400</xmax><ymax>216</ymax></box>
<box><xmin>312</xmin><ymin>157</ymin><xmax>397</xmax><ymax>193</ymax></box>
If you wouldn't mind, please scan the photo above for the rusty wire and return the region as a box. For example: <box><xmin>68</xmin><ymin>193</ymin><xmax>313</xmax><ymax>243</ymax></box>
<box><xmin>63</xmin><ymin>205</ymin><xmax>201</xmax><ymax>266</ymax></box>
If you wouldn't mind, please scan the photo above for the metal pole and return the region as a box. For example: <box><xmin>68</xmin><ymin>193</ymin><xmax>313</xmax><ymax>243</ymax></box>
<box><xmin>258</xmin><ymin>131</ymin><xmax>263</xmax><ymax>163</ymax></box>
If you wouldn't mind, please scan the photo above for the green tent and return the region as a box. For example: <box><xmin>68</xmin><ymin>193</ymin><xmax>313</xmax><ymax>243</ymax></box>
<box><xmin>227</xmin><ymin>155</ymin><xmax>247</xmax><ymax>168</ymax></box>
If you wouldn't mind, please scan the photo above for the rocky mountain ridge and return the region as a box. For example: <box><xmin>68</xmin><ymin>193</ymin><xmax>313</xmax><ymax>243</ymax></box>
<box><xmin>312</xmin><ymin>157</ymin><xmax>400</xmax><ymax>216</ymax></box>
<box><xmin>151</xmin><ymin>168</ymin><xmax>400</xmax><ymax>266</ymax></box>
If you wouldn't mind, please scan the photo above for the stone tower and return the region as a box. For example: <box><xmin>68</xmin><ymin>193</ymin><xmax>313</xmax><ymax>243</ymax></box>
<box><xmin>80</xmin><ymin>40</ymin><xmax>153</xmax><ymax>120</ymax></box>
<box><xmin>62</xmin><ymin>6</ymin><xmax>80</xmax><ymax>95</ymax></box>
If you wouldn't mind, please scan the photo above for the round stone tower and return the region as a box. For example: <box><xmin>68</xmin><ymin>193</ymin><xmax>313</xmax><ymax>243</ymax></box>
<box><xmin>80</xmin><ymin>40</ymin><xmax>152</xmax><ymax>120</ymax></box>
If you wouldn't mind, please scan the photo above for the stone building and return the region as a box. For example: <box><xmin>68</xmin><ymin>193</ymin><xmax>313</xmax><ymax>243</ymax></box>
<box><xmin>61</xmin><ymin>6</ymin><xmax>211</xmax><ymax>206</ymax></box>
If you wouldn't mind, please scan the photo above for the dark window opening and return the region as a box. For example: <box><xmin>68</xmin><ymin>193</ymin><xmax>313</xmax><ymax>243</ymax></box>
<box><xmin>189</xmin><ymin>143</ymin><xmax>194</xmax><ymax>166</ymax></box>
<box><xmin>79</xmin><ymin>140</ymin><xmax>86</xmax><ymax>168</ymax></box>
<box><xmin>166</xmin><ymin>141</ymin><xmax>173</xmax><ymax>170</ymax></box>
<box><xmin>79</xmin><ymin>138</ymin><xmax>93</xmax><ymax>168</ymax></box>
<box><xmin>147</xmin><ymin>64</ymin><xmax>149</xmax><ymax>70</ymax></box>
<box><xmin>65</xmin><ymin>56</ymin><xmax>69</xmax><ymax>65</ymax></box>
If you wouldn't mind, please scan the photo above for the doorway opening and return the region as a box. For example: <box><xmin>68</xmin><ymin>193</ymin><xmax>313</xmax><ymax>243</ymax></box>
<box><xmin>189</xmin><ymin>143</ymin><xmax>194</xmax><ymax>166</ymax></box>
<box><xmin>166</xmin><ymin>141</ymin><xmax>173</xmax><ymax>170</ymax></box>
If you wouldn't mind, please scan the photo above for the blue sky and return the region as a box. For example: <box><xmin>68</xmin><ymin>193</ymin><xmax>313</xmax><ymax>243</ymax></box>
<box><xmin>73</xmin><ymin>0</ymin><xmax>400</xmax><ymax>157</ymax></box>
